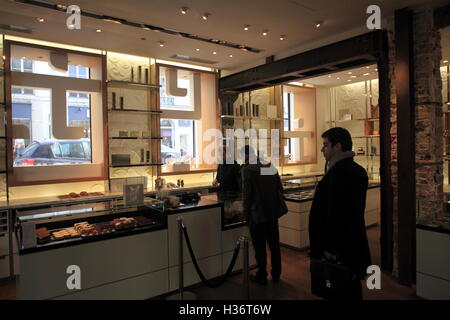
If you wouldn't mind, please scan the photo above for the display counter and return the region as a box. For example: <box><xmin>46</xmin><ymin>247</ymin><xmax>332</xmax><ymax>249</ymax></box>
<box><xmin>12</xmin><ymin>194</ymin><xmax>254</xmax><ymax>299</ymax></box>
<box><xmin>279</xmin><ymin>176</ymin><xmax>380</xmax><ymax>250</ymax></box>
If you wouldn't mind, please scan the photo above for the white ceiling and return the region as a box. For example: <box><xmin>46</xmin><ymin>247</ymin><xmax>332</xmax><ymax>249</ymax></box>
<box><xmin>302</xmin><ymin>64</ymin><xmax>378</xmax><ymax>87</ymax></box>
<box><xmin>0</xmin><ymin>0</ymin><xmax>448</xmax><ymax>72</ymax></box>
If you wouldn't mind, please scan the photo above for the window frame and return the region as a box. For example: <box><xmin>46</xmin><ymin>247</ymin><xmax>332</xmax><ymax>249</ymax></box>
<box><xmin>156</xmin><ymin>63</ymin><xmax>219</xmax><ymax>176</ymax></box>
<box><xmin>5</xmin><ymin>40</ymin><xmax>108</xmax><ymax>186</ymax></box>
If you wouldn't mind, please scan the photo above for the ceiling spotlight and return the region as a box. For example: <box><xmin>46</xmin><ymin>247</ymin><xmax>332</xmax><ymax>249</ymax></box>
<box><xmin>279</xmin><ymin>35</ymin><xmax>286</xmax><ymax>41</ymax></box>
<box><xmin>347</xmin><ymin>72</ymin><xmax>352</xmax><ymax>74</ymax></box>
<box><xmin>181</xmin><ymin>7</ymin><xmax>189</xmax><ymax>14</ymax></box>
<box><xmin>337</xmin><ymin>77</ymin><xmax>340</xmax><ymax>80</ymax></box>
<box><xmin>315</xmin><ymin>21</ymin><xmax>322</xmax><ymax>28</ymax></box>
<box><xmin>196</xmin><ymin>48</ymin><xmax>200</xmax><ymax>51</ymax></box>
<box><xmin>229</xmin><ymin>54</ymin><xmax>233</xmax><ymax>58</ymax></box>
<box><xmin>96</xmin><ymin>29</ymin><xmax>102</xmax><ymax>33</ymax></box>
<box><xmin>36</xmin><ymin>17</ymin><xmax>45</xmax><ymax>22</ymax></box>
<box><xmin>244</xmin><ymin>24</ymin><xmax>250</xmax><ymax>31</ymax></box>
<box><xmin>366</xmin><ymin>66</ymin><xmax>370</xmax><ymax>69</ymax></box>
<box><xmin>159</xmin><ymin>41</ymin><xmax>165</xmax><ymax>47</ymax></box>
<box><xmin>213</xmin><ymin>51</ymin><xmax>217</xmax><ymax>55</ymax></box>
<box><xmin>348</xmin><ymin>80</ymin><xmax>352</xmax><ymax>82</ymax></box>
<box><xmin>350</xmin><ymin>75</ymin><xmax>357</xmax><ymax>78</ymax></box>
<box><xmin>375</xmin><ymin>68</ymin><xmax>378</xmax><ymax>71</ymax></box>
<box><xmin>444</xmin><ymin>60</ymin><xmax>449</xmax><ymax>64</ymax></box>
<box><xmin>262</xmin><ymin>30</ymin><xmax>268</xmax><ymax>36</ymax></box>
<box><xmin>363</xmin><ymin>73</ymin><xmax>370</xmax><ymax>76</ymax></box>
<box><xmin>328</xmin><ymin>75</ymin><xmax>332</xmax><ymax>78</ymax></box>
<box><xmin>202</xmin><ymin>13</ymin><xmax>210</xmax><ymax>20</ymax></box>
<box><xmin>55</xmin><ymin>4</ymin><xmax>67</xmax><ymax>10</ymax></box>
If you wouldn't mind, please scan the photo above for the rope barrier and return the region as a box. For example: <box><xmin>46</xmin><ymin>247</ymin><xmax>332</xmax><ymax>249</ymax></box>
<box><xmin>181</xmin><ymin>223</ymin><xmax>241</xmax><ymax>288</ymax></box>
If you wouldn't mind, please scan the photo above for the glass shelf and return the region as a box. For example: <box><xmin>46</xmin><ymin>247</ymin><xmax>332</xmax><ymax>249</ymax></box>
<box><xmin>110</xmin><ymin>163</ymin><xmax>163</xmax><ymax>168</ymax></box>
<box><xmin>108</xmin><ymin>109</ymin><xmax>161</xmax><ymax>114</ymax></box>
<box><xmin>110</xmin><ymin>137</ymin><xmax>162</xmax><ymax>140</ymax></box>
<box><xmin>221</xmin><ymin>115</ymin><xmax>288</xmax><ymax>121</ymax></box>
<box><xmin>325</xmin><ymin>117</ymin><xmax>379</xmax><ymax>123</ymax></box>
<box><xmin>106</xmin><ymin>80</ymin><xmax>161</xmax><ymax>89</ymax></box>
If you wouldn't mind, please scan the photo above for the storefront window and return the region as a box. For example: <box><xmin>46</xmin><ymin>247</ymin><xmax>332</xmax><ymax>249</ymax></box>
<box><xmin>161</xmin><ymin>119</ymin><xmax>195</xmax><ymax>169</ymax></box>
<box><xmin>8</xmin><ymin>42</ymin><xmax>106</xmax><ymax>185</ymax></box>
<box><xmin>158</xmin><ymin>64</ymin><xmax>218</xmax><ymax>174</ymax></box>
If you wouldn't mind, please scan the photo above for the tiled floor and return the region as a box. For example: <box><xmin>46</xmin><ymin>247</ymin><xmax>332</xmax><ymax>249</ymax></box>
<box><xmin>0</xmin><ymin>224</ymin><xmax>418</xmax><ymax>300</ymax></box>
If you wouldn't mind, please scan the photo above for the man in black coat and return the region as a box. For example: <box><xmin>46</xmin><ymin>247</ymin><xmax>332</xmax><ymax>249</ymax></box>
<box><xmin>242</xmin><ymin>145</ymin><xmax>288</xmax><ymax>285</ymax></box>
<box><xmin>309</xmin><ymin>127</ymin><xmax>371</xmax><ymax>300</ymax></box>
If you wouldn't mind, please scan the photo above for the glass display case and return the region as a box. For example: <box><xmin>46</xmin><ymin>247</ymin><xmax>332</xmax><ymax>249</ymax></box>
<box><xmin>14</xmin><ymin>198</ymin><xmax>166</xmax><ymax>252</ymax></box>
<box><xmin>282</xmin><ymin>174</ymin><xmax>323</xmax><ymax>201</ymax></box>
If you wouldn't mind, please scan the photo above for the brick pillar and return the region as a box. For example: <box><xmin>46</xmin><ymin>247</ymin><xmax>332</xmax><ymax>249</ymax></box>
<box><xmin>387</xmin><ymin>7</ymin><xmax>444</xmax><ymax>279</ymax></box>
<box><xmin>386</xmin><ymin>16</ymin><xmax>400</xmax><ymax>277</ymax></box>
<box><xmin>413</xmin><ymin>7</ymin><xmax>444</xmax><ymax>223</ymax></box>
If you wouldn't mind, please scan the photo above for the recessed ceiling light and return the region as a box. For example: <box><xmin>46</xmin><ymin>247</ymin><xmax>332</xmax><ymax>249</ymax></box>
<box><xmin>159</xmin><ymin>41</ymin><xmax>165</xmax><ymax>47</ymax></box>
<box><xmin>213</xmin><ymin>51</ymin><xmax>217</xmax><ymax>55</ymax></box>
<box><xmin>337</xmin><ymin>77</ymin><xmax>340</xmax><ymax>80</ymax></box>
<box><xmin>36</xmin><ymin>17</ymin><xmax>45</xmax><ymax>22</ymax></box>
<box><xmin>347</xmin><ymin>72</ymin><xmax>352</xmax><ymax>74</ymax></box>
<box><xmin>229</xmin><ymin>54</ymin><xmax>233</xmax><ymax>58</ymax></box>
<box><xmin>350</xmin><ymin>75</ymin><xmax>357</xmax><ymax>78</ymax></box>
<box><xmin>444</xmin><ymin>60</ymin><xmax>449</xmax><ymax>64</ymax></box>
<box><xmin>181</xmin><ymin>7</ymin><xmax>189</xmax><ymax>14</ymax></box>
<box><xmin>56</xmin><ymin>4</ymin><xmax>67</xmax><ymax>10</ymax></box>
<box><xmin>262</xmin><ymin>30</ymin><xmax>268</xmax><ymax>36</ymax></box>
<box><xmin>366</xmin><ymin>66</ymin><xmax>370</xmax><ymax>69</ymax></box>
<box><xmin>280</xmin><ymin>35</ymin><xmax>286</xmax><ymax>41</ymax></box>
<box><xmin>348</xmin><ymin>80</ymin><xmax>352</xmax><ymax>82</ymax></box>
<box><xmin>244</xmin><ymin>24</ymin><xmax>250</xmax><ymax>31</ymax></box>
<box><xmin>375</xmin><ymin>68</ymin><xmax>378</xmax><ymax>71</ymax></box>
<box><xmin>315</xmin><ymin>21</ymin><xmax>322</xmax><ymax>28</ymax></box>
<box><xmin>328</xmin><ymin>75</ymin><xmax>332</xmax><ymax>78</ymax></box>
<box><xmin>363</xmin><ymin>73</ymin><xmax>370</xmax><ymax>76</ymax></box>
<box><xmin>202</xmin><ymin>13</ymin><xmax>210</xmax><ymax>20</ymax></box>
<box><xmin>196</xmin><ymin>48</ymin><xmax>200</xmax><ymax>51</ymax></box>
<box><xmin>96</xmin><ymin>29</ymin><xmax>102</xmax><ymax>33</ymax></box>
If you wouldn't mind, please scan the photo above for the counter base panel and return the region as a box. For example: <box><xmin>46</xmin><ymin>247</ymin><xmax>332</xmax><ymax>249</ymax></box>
<box><xmin>52</xmin><ymin>269</ymin><xmax>168</xmax><ymax>300</ymax></box>
<box><xmin>19</xmin><ymin>229</ymin><xmax>168</xmax><ymax>300</ymax></box>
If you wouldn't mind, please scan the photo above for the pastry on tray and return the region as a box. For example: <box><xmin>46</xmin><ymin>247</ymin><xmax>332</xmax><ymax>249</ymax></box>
<box><xmin>112</xmin><ymin>217</ymin><xmax>138</xmax><ymax>230</ymax></box>
<box><xmin>134</xmin><ymin>216</ymin><xmax>156</xmax><ymax>226</ymax></box>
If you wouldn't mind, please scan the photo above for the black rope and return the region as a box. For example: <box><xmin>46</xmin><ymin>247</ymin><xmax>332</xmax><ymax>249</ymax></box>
<box><xmin>181</xmin><ymin>223</ymin><xmax>241</xmax><ymax>288</ymax></box>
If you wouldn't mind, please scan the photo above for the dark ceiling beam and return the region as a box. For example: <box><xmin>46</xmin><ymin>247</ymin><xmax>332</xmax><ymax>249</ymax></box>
<box><xmin>219</xmin><ymin>30</ymin><xmax>384</xmax><ymax>92</ymax></box>
<box><xmin>434</xmin><ymin>4</ymin><xmax>450</xmax><ymax>29</ymax></box>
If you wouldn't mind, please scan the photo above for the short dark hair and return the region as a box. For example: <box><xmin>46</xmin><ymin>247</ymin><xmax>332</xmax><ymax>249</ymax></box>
<box><xmin>321</xmin><ymin>127</ymin><xmax>353</xmax><ymax>151</ymax></box>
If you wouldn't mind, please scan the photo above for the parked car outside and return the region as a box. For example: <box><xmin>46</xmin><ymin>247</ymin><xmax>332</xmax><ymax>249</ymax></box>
<box><xmin>14</xmin><ymin>139</ymin><xmax>91</xmax><ymax>166</ymax></box>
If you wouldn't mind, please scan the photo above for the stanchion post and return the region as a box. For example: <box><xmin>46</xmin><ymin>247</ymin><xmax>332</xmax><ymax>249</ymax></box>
<box><xmin>178</xmin><ymin>216</ymin><xmax>184</xmax><ymax>300</ymax></box>
<box><xmin>240</xmin><ymin>236</ymin><xmax>250</xmax><ymax>300</ymax></box>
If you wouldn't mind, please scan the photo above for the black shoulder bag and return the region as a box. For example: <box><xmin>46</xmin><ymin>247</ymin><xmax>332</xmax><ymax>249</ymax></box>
<box><xmin>310</xmin><ymin>257</ymin><xmax>354</xmax><ymax>299</ymax></box>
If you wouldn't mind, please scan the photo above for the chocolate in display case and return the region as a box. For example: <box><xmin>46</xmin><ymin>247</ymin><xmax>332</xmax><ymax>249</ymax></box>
<box><xmin>14</xmin><ymin>198</ymin><xmax>166</xmax><ymax>252</ymax></box>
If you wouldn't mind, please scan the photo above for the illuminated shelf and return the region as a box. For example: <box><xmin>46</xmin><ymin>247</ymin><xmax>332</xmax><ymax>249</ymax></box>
<box><xmin>106</xmin><ymin>80</ymin><xmax>161</xmax><ymax>89</ymax></box>
<box><xmin>221</xmin><ymin>115</ymin><xmax>288</xmax><ymax>121</ymax></box>
<box><xmin>353</xmin><ymin>135</ymin><xmax>380</xmax><ymax>138</ymax></box>
<box><xmin>110</xmin><ymin>163</ymin><xmax>163</xmax><ymax>168</ymax></box>
<box><xmin>325</xmin><ymin>117</ymin><xmax>379</xmax><ymax>123</ymax></box>
<box><xmin>108</xmin><ymin>109</ymin><xmax>161</xmax><ymax>114</ymax></box>
<box><xmin>110</xmin><ymin>137</ymin><xmax>162</xmax><ymax>140</ymax></box>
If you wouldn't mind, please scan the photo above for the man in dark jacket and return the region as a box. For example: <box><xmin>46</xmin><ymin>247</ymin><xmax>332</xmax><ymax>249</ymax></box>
<box><xmin>213</xmin><ymin>141</ymin><xmax>241</xmax><ymax>193</ymax></box>
<box><xmin>242</xmin><ymin>145</ymin><xmax>288</xmax><ymax>285</ymax></box>
<box><xmin>309</xmin><ymin>127</ymin><xmax>371</xmax><ymax>300</ymax></box>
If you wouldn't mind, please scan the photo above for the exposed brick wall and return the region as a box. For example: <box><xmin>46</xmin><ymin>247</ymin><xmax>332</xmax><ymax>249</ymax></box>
<box><xmin>386</xmin><ymin>7</ymin><xmax>444</xmax><ymax>279</ymax></box>
<box><xmin>413</xmin><ymin>7</ymin><xmax>444</xmax><ymax>223</ymax></box>
<box><xmin>386</xmin><ymin>16</ymin><xmax>399</xmax><ymax>278</ymax></box>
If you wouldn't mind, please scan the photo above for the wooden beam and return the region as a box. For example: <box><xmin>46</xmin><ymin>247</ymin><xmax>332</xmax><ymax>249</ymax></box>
<box><xmin>219</xmin><ymin>31</ymin><xmax>384</xmax><ymax>92</ymax></box>
<box><xmin>395</xmin><ymin>8</ymin><xmax>416</xmax><ymax>286</ymax></box>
